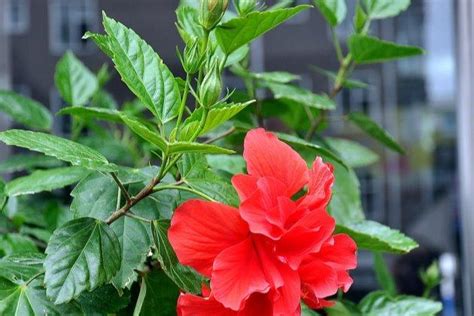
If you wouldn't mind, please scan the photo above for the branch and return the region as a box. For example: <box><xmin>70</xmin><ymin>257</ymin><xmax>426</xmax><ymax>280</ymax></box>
<box><xmin>111</xmin><ymin>172</ymin><xmax>131</xmax><ymax>202</ymax></box>
<box><xmin>204</xmin><ymin>127</ymin><xmax>236</xmax><ymax>144</ymax></box>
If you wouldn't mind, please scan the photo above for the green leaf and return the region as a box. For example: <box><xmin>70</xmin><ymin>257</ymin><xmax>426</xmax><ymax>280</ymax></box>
<box><xmin>0</xmin><ymin>91</ymin><xmax>52</xmax><ymax>130</ymax></box>
<box><xmin>0</xmin><ymin>254</ymin><xmax>44</xmax><ymax>282</ymax></box>
<box><xmin>326</xmin><ymin>301</ymin><xmax>362</xmax><ymax>316</ymax></box>
<box><xmin>151</xmin><ymin>220</ymin><xmax>203</xmax><ymax>294</ymax></box>
<box><xmin>58</xmin><ymin>106</ymin><xmax>122</xmax><ymax>123</ymax></box>
<box><xmin>373</xmin><ymin>252</ymin><xmax>397</xmax><ymax>296</ymax></box>
<box><xmin>0</xmin><ymin>278</ymin><xmax>82</xmax><ymax>316</ymax></box>
<box><xmin>358</xmin><ymin>291</ymin><xmax>442</xmax><ymax>316</ymax></box>
<box><xmin>83</xmin><ymin>31</ymin><xmax>114</xmax><ymax>58</ymax></box>
<box><xmin>119</xmin><ymin>113</ymin><xmax>168</xmax><ymax>152</ymax></box>
<box><xmin>44</xmin><ymin>217</ymin><xmax>121</xmax><ymax>304</ymax></box>
<box><xmin>349</xmin><ymin>35</ymin><xmax>424</xmax><ymax>64</ymax></box>
<box><xmin>0</xmin><ymin>234</ymin><xmax>38</xmax><ymax>256</ymax></box>
<box><xmin>310</xmin><ymin>65</ymin><xmax>369</xmax><ymax>89</ymax></box>
<box><xmin>0</xmin><ymin>180</ymin><xmax>5</xmax><ymax>208</ymax></box>
<box><xmin>5</xmin><ymin>167</ymin><xmax>88</xmax><ymax>197</ymax></box>
<box><xmin>354</xmin><ymin>4</ymin><xmax>368</xmax><ymax>33</ymax></box>
<box><xmin>275</xmin><ymin>133</ymin><xmax>346</xmax><ymax>168</ymax></box>
<box><xmin>336</xmin><ymin>220</ymin><xmax>418</xmax><ymax>254</ymax></box>
<box><xmin>207</xmin><ymin>154</ymin><xmax>246</xmax><ymax>175</ymax></box>
<box><xmin>264</xmin><ymin>82</ymin><xmax>336</xmax><ymax>110</ymax></box>
<box><xmin>103</xmin><ymin>13</ymin><xmax>180</xmax><ymax>123</ymax></box>
<box><xmin>325</xmin><ymin>137</ymin><xmax>379</xmax><ymax>168</ymax></box>
<box><xmin>176</xmin><ymin>5</ymin><xmax>205</xmax><ymax>43</ymax></box>
<box><xmin>0</xmin><ymin>155</ymin><xmax>62</xmax><ymax>174</ymax></box>
<box><xmin>363</xmin><ymin>0</ymin><xmax>410</xmax><ymax>19</ymax></box>
<box><xmin>314</xmin><ymin>0</ymin><xmax>347</xmax><ymax>27</ymax></box>
<box><xmin>138</xmin><ymin>270</ymin><xmax>180</xmax><ymax>316</ymax></box>
<box><xmin>0</xmin><ymin>129</ymin><xmax>117</xmax><ymax>172</ymax></box>
<box><xmin>215</xmin><ymin>5</ymin><xmax>311</xmax><ymax>54</ymax></box>
<box><xmin>55</xmin><ymin>52</ymin><xmax>98</xmax><ymax>106</ymax></box>
<box><xmin>347</xmin><ymin>112</ymin><xmax>405</xmax><ymax>154</ymax></box>
<box><xmin>77</xmin><ymin>284</ymin><xmax>131</xmax><ymax>314</ymax></box>
<box><xmin>302</xmin><ymin>302</ymin><xmax>322</xmax><ymax>315</ymax></box>
<box><xmin>168</xmin><ymin>142</ymin><xmax>234</xmax><ymax>155</ymax></box>
<box><xmin>232</xmin><ymin>66</ymin><xmax>300</xmax><ymax>84</ymax></box>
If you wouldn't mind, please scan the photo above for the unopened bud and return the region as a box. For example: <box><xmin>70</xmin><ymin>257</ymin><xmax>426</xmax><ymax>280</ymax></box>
<box><xmin>199</xmin><ymin>60</ymin><xmax>222</xmax><ymax>107</ymax></box>
<box><xmin>200</xmin><ymin>0</ymin><xmax>229</xmax><ymax>31</ymax></box>
<box><xmin>183</xmin><ymin>40</ymin><xmax>204</xmax><ymax>74</ymax></box>
<box><xmin>234</xmin><ymin>0</ymin><xmax>257</xmax><ymax>16</ymax></box>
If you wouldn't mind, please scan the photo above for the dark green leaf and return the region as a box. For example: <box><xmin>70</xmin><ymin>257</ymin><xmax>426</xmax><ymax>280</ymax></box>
<box><xmin>363</xmin><ymin>0</ymin><xmax>410</xmax><ymax>19</ymax></box>
<box><xmin>358</xmin><ymin>291</ymin><xmax>442</xmax><ymax>316</ymax></box>
<box><xmin>55</xmin><ymin>52</ymin><xmax>98</xmax><ymax>106</ymax></box>
<box><xmin>349</xmin><ymin>35</ymin><xmax>424</xmax><ymax>64</ymax></box>
<box><xmin>5</xmin><ymin>167</ymin><xmax>88</xmax><ymax>197</ymax></box>
<box><xmin>77</xmin><ymin>284</ymin><xmax>131</xmax><ymax>314</ymax></box>
<box><xmin>120</xmin><ymin>113</ymin><xmax>168</xmax><ymax>152</ymax></box>
<box><xmin>0</xmin><ymin>91</ymin><xmax>52</xmax><ymax>130</ymax></box>
<box><xmin>0</xmin><ymin>129</ymin><xmax>117</xmax><ymax>172</ymax></box>
<box><xmin>58</xmin><ymin>106</ymin><xmax>122</xmax><ymax>123</ymax></box>
<box><xmin>314</xmin><ymin>0</ymin><xmax>347</xmax><ymax>26</ymax></box>
<box><xmin>103</xmin><ymin>13</ymin><xmax>180</xmax><ymax>123</ymax></box>
<box><xmin>215</xmin><ymin>5</ymin><xmax>311</xmax><ymax>54</ymax></box>
<box><xmin>151</xmin><ymin>220</ymin><xmax>203</xmax><ymax>294</ymax></box>
<box><xmin>348</xmin><ymin>112</ymin><xmax>405</xmax><ymax>154</ymax></box>
<box><xmin>325</xmin><ymin>137</ymin><xmax>379</xmax><ymax>168</ymax></box>
<box><xmin>139</xmin><ymin>270</ymin><xmax>180</xmax><ymax>316</ymax></box>
<box><xmin>373</xmin><ymin>252</ymin><xmax>397</xmax><ymax>296</ymax></box>
<box><xmin>264</xmin><ymin>82</ymin><xmax>336</xmax><ymax>110</ymax></box>
<box><xmin>0</xmin><ymin>155</ymin><xmax>62</xmax><ymax>174</ymax></box>
<box><xmin>336</xmin><ymin>220</ymin><xmax>418</xmax><ymax>254</ymax></box>
<box><xmin>0</xmin><ymin>253</ymin><xmax>44</xmax><ymax>282</ymax></box>
<box><xmin>44</xmin><ymin>217</ymin><xmax>121</xmax><ymax>304</ymax></box>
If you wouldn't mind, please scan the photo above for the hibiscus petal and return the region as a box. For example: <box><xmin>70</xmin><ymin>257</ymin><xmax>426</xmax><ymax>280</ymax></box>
<box><xmin>177</xmin><ymin>293</ymin><xmax>236</xmax><ymax>316</ymax></box>
<box><xmin>239</xmin><ymin>292</ymin><xmax>274</xmax><ymax>316</ymax></box>
<box><xmin>318</xmin><ymin>234</ymin><xmax>358</xmax><ymax>270</ymax></box>
<box><xmin>298</xmin><ymin>157</ymin><xmax>334</xmax><ymax>210</ymax></box>
<box><xmin>211</xmin><ymin>238</ymin><xmax>270</xmax><ymax>311</ymax></box>
<box><xmin>169</xmin><ymin>200</ymin><xmax>249</xmax><ymax>277</ymax></box>
<box><xmin>271</xmin><ymin>264</ymin><xmax>301</xmax><ymax>316</ymax></box>
<box><xmin>243</xmin><ymin>128</ymin><xmax>308</xmax><ymax>196</ymax></box>
<box><xmin>299</xmin><ymin>258</ymin><xmax>339</xmax><ymax>299</ymax></box>
<box><xmin>232</xmin><ymin>174</ymin><xmax>258</xmax><ymax>201</ymax></box>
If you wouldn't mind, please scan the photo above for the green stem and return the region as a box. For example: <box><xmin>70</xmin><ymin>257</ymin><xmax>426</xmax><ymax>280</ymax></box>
<box><xmin>175</xmin><ymin>73</ymin><xmax>192</xmax><ymax>137</ymax></box>
<box><xmin>25</xmin><ymin>271</ymin><xmax>45</xmax><ymax>286</ymax></box>
<box><xmin>331</xmin><ymin>28</ymin><xmax>344</xmax><ymax>63</ymax></box>
<box><xmin>111</xmin><ymin>172</ymin><xmax>131</xmax><ymax>202</ymax></box>
<box><xmin>154</xmin><ymin>184</ymin><xmax>216</xmax><ymax>202</ymax></box>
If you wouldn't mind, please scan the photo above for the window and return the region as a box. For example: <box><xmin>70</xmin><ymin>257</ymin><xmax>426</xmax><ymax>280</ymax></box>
<box><xmin>49</xmin><ymin>0</ymin><xmax>98</xmax><ymax>55</ymax></box>
<box><xmin>4</xmin><ymin>0</ymin><xmax>29</xmax><ymax>34</ymax></box>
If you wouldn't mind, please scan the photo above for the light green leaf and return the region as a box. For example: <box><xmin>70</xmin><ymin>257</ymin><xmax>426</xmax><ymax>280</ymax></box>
<box><xmin>349</xmin><ymin>35</ymin><xmax>424</xmax><ymax>64</ymax></box>
<box><xmin>55</xmin><ymin>52</ymin><xmax>98</xmax><ymax>106</ymax></box>
<box><xmin>0</xmin><ymin>278</ymin><xmax>82</xmax><ymax>316</ymax></box>
<box><xmin>0</xmin><ymin>254</ymin><xmax>44</xmax><ymax>282</ymax></box>
<box><xmin>77</xmin><ymin>284</ymin><xmax>131</xmax><ymax>314</ymax></box>
<box><xmin>364</xmin><ymin>0</ymin><xmax>410</xmax><ymax>19</ymax></box>
<box><xmin>0</xmin><ymin>234</ymin><xmax>38</xmax><ymax>256</ymax></box>
<box><xmin>0</xmin><ymin>91</ymin><xmax>52</xmax><ymax>130</ymax></box>
<box><xmin>83</xmin><ymin>31</ymin><xmax>114</xmax><ymax>58</ymax></box>
<box><xmin>373</xmin><ymin>252</ymin><xmax>397</xmax><ymax>296</ymax></box>
<box><xmin>44</xmin><ymin>217</ymin><xmax>121</xmax><ymax>304</ymax></box>
<box><xmin>103</xmin><ymin>13</ymin><xmax>180</xmax><ymax>123</ymax></box>
<box><xmin>348</xmin><ymin>112</ymin><xmax>405</xmax><ymax>154</ymax></box>
<box><xmin>359</xmin><ymin>291</ymin><xmax>442</xmax><ymax>316</ymax></box>
<box><xmin>336</xmin><ymin>220</ymin><xmax>418</xmax><ymax>253</ymax></box>
<box><xmin>58</xmin><ymin>106</ymin><xmax>122</xmax><ymax>123</ymax></box>
<box><xmin>215</xmin><ymin>5</ymin><xmax>311</xmax><ymax>54</ymax></box>
<box><xmin>5</xmin><ymin>167</ymin><xmax>88</xmax><ymax>197</ymax></box>
<box><xmin>168</xmin><ymin>142</ymin><xmax>235</xmax><ymax>155</ymax></box>
<box><xmin>176</xmin><ymin>5</ymin><xmax>205</xmax><ymax>43</ymax></box>
<box><xmin>151</xmin><ymin>220</ymin><xmax>203</xmax><ymax>294</ymax></box>
<box><xmin>314</xmin><ymin>0</ymin><xmax>347</xmax><ymax>26</ymax></box>
<box><xmin>207</xmin><ymin>154</ymin><xmax>246</xmax><ymax>175</ymax></box>
<box><xmin>310</xmin><ymin>65</ymin><xmax>369</xmax><ymax>89</ymax></box>
<box><xmin>119</xmin><ymin>113</ymin><xmax>168</xmax><ymax>152</ymax></box>
<box><xmin>0</xmin><ymin>130</ymin><xmax>117</xmax><ymax>172</ymax></box>
<box><xmin>325</xmin><ymin>137</ymin><xmax>379</xmax><ymax>168</ymax></box>
<box><xmin>0</xmin><ymin>155</ymin><xmax>62</xmax><ymax>174</ymax></box>
<box><xmin>264</xmin><ymin>82</ymin><xmax>336</xmax><ymax>110</ymax></box>
<box><xmin>232</xmin><ymin>65</ymin><xmax>300</xmax><ymax>83</ymax></box>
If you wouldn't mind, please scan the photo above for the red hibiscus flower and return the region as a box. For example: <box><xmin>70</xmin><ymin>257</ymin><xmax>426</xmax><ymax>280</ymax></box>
<box><xmin>169</xmin><ymin>128</ymin><xmax>357</xmax><ymax>315</ymax></box>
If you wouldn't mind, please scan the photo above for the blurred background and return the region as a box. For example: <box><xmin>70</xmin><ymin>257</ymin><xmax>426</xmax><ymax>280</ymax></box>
<box><xmin>0</xmin><ymin>0</ymin><xmax>471</xmax><ymax>315</ymax></box>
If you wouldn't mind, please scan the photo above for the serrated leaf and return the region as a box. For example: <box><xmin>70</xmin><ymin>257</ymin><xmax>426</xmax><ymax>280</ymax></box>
<box><xmin>0</xmin><ymin>129</ymin><xmax>117</xmax><ymax>172</ymax></box>
<box><xmin>55</xmin><ymin>52</ymin><xmax>98</xmax><ymax>106</ymax></box>
<box><xmin>314</xmin><ymin>0</ymin><xmax>347</xmax><ymax>26</ymax></box>
<box><xmin>168</xmin><ymin>142</ymin><xmax>234</xmax><ymax>155</ymax></box>
<box><xmin>349</xmin><ymin>35</ymin><xmax>424</xmax><ymax>64</ymax></box>
<box><xmin>0</xmin><ymin>91</ymin><xmax>52</xmax><ymax>130</ymax></box>
<box><xmin>215</xmin><ymin>5</ymin><xmax>311</xmax><ymax>54</ymax></box>
<box><xmin>358</xmin><ymin>291</ymin><xmax>442</xmax><ymax>316</ymax></box>
<box><xmin>0</xmin><ymin>155</ymin><xmax>62</xmax><ymax>174</ymax></box>
<box><xmin>231</xmin><ymin>65</ymin><xmax>300</xmax><ymax>84</ymax></box>
<box><xmin>120</xmin><ymin>113</ymin><xmax>168</xmax><ymax>152</ymax></box>
<box><xmin>363</xmin><ymin>0</ymin><xmax>410</xmax><ymax>19</ymax></box>
<box><xmin>103</xmin><ymin>13</ymin><xmax>180</xmax><ymax>123</ymax></box>
<box><xmin>325</xmin><ymin>137</ymin><xmax>379</xmax><ymax>168</ymax></box>
<box><xmin>0</xmin><ymin>278</ymin><xmax>82</xmax><ymax>316</ymax></box>
<box><xmin>0</xmin><ymin>254</ymin><xmax>44</xmax><ymax>282</ymax></box>
<box><xmin>347</xmin><ymin>112</ymin><xmax>405</xmax><ymax>154</ymax></box>
<box><xmin>373</xmin><ymin>252</ymin><xmax>397</xmax><ymax>296</ymax></box>
<box><xmin>5</xmin><ymin>167</ymin><xmax>88</xmax><ymax>197</ymax></box>
<box><xmin>336</xmin><ymin>220</ymin><xmax>418</xmax><ymax>253</ymax></box>
<box><xmin>83</xmin><ymin>31</ymin><xmax>114</xmax><ymax>58</ymax></box>
<box><xmin>58</xmin><ymin>106</ymin><xmax>122</xmax><ymax>123</ymax></box>
<box><xmin>77</xmin><ymin>284</ymin><xmax>131</xmax><ymax>314</ymax></box>
<box><xmin>151</xmin><ymin>220</ymin><xmax>203</xmax><ymax>294</ymax></box>
<box><xmin>264</xmin><ymin>82</ymin><xmax>336</xmax><ymax>110</ymax></box>
<box><xmin>44</xmin><ymin>217</ymin><xmax>121</xmax><ymax>304</ymax></box>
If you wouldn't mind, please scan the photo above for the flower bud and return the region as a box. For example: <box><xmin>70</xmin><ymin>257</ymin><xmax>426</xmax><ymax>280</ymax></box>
<box><xmin>199</xmin><ymin>60</ymin><xmax>222</xmax><ymax>107</ymax></box>
<box><xmin>234</xmin><ymin>0</ymin><xmax>257</xmax><ymax>16</ymax></box>
<box><xmin>183</xmin><ymin>40</ymin><xmax>204</xmax><ymax>74</ymax></box>
<box><xmin>200</xmin><ymin>0</ymin><xmax>229</xmax><ymax>31</ymax></box>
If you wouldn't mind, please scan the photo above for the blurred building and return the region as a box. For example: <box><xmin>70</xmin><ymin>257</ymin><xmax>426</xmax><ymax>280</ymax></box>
<box><xmin>1</xmin><ymin>0</ymin><xmax>463</xmax><ymax>311</ymax></box>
